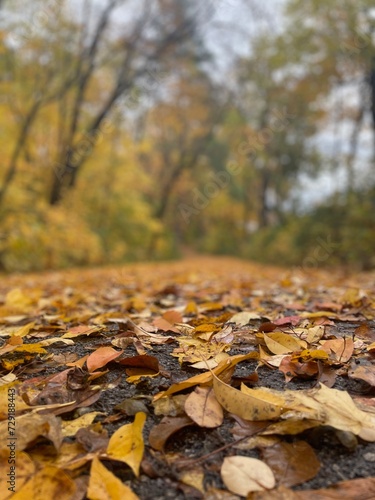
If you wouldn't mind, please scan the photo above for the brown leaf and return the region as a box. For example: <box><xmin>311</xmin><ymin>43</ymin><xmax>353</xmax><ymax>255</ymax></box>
<box><xmin>265</xmin><ymin>477</ymin><xmax>375</xmax><ymax>499</ymax></box>
<box><xmin>149</xmin><ymin>415</ymin><xmax>194</xmax><ymax>451</ymax></box>
<box><xmin>348</xmin><ymin>364</ymin><xmax>375</xmax><ymax>387</ymax></box>
<box><xmin>162</xmin><ymin>310</ymin><xmax>183</xmax><ymax>324</ymax></box>
<box><xmin>262</xmin><ymin>441</ymin><xmax>320</xmax><ymax>487</ymax></box>
<box><xmin>117</xmin><ymin>354</ymin><xmax>160</xmax><ymax>372</ymax></box>
<box><xmin>258</xmin><ymin>322</ymin><xmax>277</xmax><ymax>332</ymax></box>
<box><xmin>153</xmin><ymin>317</ymin><xmax>180</xmax><ymax>333</ymax></box>
<box><xmin>355</xmin><ymin>323</ymin><xmax>375</xmax><ymax>341</ymax></box>
<box><xmin>320</xmin><ymin>338</ymin><xmax>354</xmax><ymax>363</ymax></box>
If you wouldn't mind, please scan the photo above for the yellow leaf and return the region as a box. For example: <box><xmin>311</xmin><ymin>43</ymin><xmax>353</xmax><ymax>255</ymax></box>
<box><xmin>39</xmin><ymin>337</ymin><xmax>74</xmax><ymax>347</ymax></box>
<box><xmin>292</xmin><ymin>349</ymin><xmax>329</xmax><ymax>362</ymax></box>
<box><xmin>87</xmin><ymin>457</ymin><xmax>139</xmax><ymax>500</ymax></box>
<box><xmin>12</xmin><ymin>322</ymin><xmax>35</xmax><ymax>338</ymax></box>
<box><xmin>184</xmin><ymin>386</ymin><xmax>223</xmax><ymax>428</ymax></box>
<box><xmin>10</xmin><ymin>465</ymin><xmax>76</xmax><ymax>500</ymax></box>
<box><xmin>304</xmin><ymin>325</ymin><xmax>325</xmax><ymax>344</ymax></box>
<box><xmin>180</xmin><ymin>469</ymin><xmax>205</xmax><ymax>494</ymax></box>
<box><xmin>61</xmin><ymin>412</ymin><xmax>104</xmax><ymax>437</ymax></box>
<box><xmin>300</xmin><ymin>311</ymin><xmax>338</xmax><ymax>319</ymax></box>
<box><xmin>263</xmin><ymin>332</ymin><xmax>305</xmax><ymax>355</ymax></box>
<box><xmin>287</xmin><ymin>383</ymin><xmax>375</xmax><ymax>441</ymax></box>
<box><xmin>230</xmin><ymin>311</ymin><xmax>261</xmax><ymax>326</ymax></box>
<box><xmin>0</xmin><ymin>412</ymin><xmax>63</xmax><ymax>452</ymax></box>
<box><xmin>13</xmin><ymin>343</ymin><xmax>47</xmax><ymax>354</ymax></box>
<box><xmin>153</xmin><ymin>394</ymin><xmax>188</xmax><ymax>417</ymax></box>
<box><xmin>0</xmin><ymin>450</ymin><xmax>35</xmax><ymax>499</ymax></box>
<box><xmin>190</xmin><ymin>352</ymin><xmax>230</xmax><ymax>370</ymax></box>
<box><xmin>126</xmin><ymin>372</ymin><xmax>159</xmax><ymax>384</ymax></box>
<box><xmin>213</xmin><ymin>374</ymin><xmax>283</xmax><ymax>421</ymax></box>
<box><xmin>0</xmin><ymin>383</ymin><xmax>31</xmax><ymax>419</ymax></box>
<box><xmin>106</xmin><ymin>412</ymin><xmax>146</xmax><ymax>476</ymax></box>
<box><xmin>0</xmin><ymin>373</ymin><xmax>17</xmax><ymax>386</ymax></box>
<box><xmin>5</xmin><ymin>289</ymin><xmax>33</xmax><ymax>311</ymax></box>
<box><xmin>184</xmin><ymin>301</ymin><xmax>198</xmax><ymax>315</ymax></box>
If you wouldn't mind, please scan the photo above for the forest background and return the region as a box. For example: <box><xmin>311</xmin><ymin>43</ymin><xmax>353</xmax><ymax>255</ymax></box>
<box><xmin>0</xmin><ymin>0</ymin><xmax>374</xmax><ymax>273</ymax></box>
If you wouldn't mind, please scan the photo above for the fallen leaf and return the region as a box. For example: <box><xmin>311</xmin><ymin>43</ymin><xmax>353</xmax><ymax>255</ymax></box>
<box><xmin>263</xmin><ymin>332</ymin><xmax>305</xmax><ymax>355</ymax></box>
<box><xmin>153</xmin><ymin>317</ymin><xmax>180</xmax><ymax>333</ymax></box>
<box><xmin>152</xmin><ymin>394</ymin><xmax>188</xmax><ymax>417</ymax></box>
<box><xmin>61</xmin><ymin>412</ymin><xmax>103</xmax><ymax>437</ymax></box>
<box><xmin>253</xmin><ymin>477</ymin><xmax>375</xmax><ymax>499</ymax></box>
<box><xmin>87</xmin><ymin>456</ymin><xmax>139</xmax><ymax>500</ymax></box>
<box><xmin>0</xmin><ymin>450</ymin><xmax>35</xmax><ymax>499</ymax></box>
<box><xmin>184</xmin><ymin>386</ymin><xmax>223</xmax><ymax>428</ymax></box>
<box><xmin>300</xmin><ymin>311</ymin><xmax>338</xmax><ymax>319</ymax></box>
<box><xmin>262</xmin><ymin>441</ymin><xmax>320</xmax><ymax>487</ymax></box>
<box><xmin>11</xmin><ymin>322</ymin><xmax>35</xmax><ymax>338</ymax></box>
<box><xmin>221</xmin><ymin>456</ymin><xmax>275</xmax><ymax>495</ymax></box>
<box><xmin>282</xmin><ymin>384</ymin><xmax>375</xmax><ymax>441</ymax></box>
<box><xmin>273</xmin><ymin>316</ymin><xmax>301</xmax><ymax>326</ymax></box>
<box><xmin>0</xmin><ymin>412</ymin><xmax>63</xmax><ymax>452</ymax></box>
<box><xmin>162</xmin><ymin>310</ymin><xmax>183</xmax><ymax>324</ymax></box>
<box><xmin>154</xmin><ymin>352</ymin><xmax>258</xmax><ymax>401</ymax></box>
<box><xmin>149</xmin><ymin>415</ymin><xmax>194</xmax><ymax>451</ymax></box>
<box><xmin>106</xmin><ymin>412</ymin><xmax>146</xmax><ymax>476</ymax></box>
<box><xmin>320</xmin><ymin>338</ymin><xmax>354</xmax><ymax>363</ymax></box>
<box><xmin>190</xmin><ymin>352</ymin><xmax>230</xmax><ymax>370</ymax></box>
<box><xmin>213</xmin><ymin>374</ymin><xmax>283</xmax><ymax>421</ymax></box>
<box><xmin>180</xmin><ymin>469</ymin><xmax>205</xmax><ymax>494</ymax></box>
<box><xmin>230</xmin><ymin>311</ymin><xmax>261</xmax><ymax>326</ymax></box>
<box><xmin>86</xmin><ymin>346</ymin><xmax>122</xmax><ymax>372</ymax></box>
<box><xmin>348</xmin><ymin>364</ymin><xmax>375</xmax><ymax>387</ymax></box>
<box><xmin>10</xmin><ymin>465</ymin><xmax>76</xmax><ymax>499</ymax></box>
<box><xmin>62</xmin><ymin>325</ymin><xmax>101</xmax><ymax>339</ymax></box>
<box><xmin>5</xmin><ymin>289</ymin><xmax>33</xmax><ymax>311</ymax></box>
<box><xmin>355</xmin><ymin>323</ymin><xmax>375</xmax><ymax>341</ymax></box>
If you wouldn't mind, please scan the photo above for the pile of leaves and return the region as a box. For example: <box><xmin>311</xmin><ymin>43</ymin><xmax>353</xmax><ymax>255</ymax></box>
<box><xmin>0</xmin><ymin>257</ymin><xmax>375</xmax><ymax>499</ymax></box>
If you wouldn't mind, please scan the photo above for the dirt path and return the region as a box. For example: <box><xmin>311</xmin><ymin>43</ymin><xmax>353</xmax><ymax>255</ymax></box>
<box><xmin>0</xmin><ymin>257</ymin><xmax>375</xmax><ymax>499</ymax></box>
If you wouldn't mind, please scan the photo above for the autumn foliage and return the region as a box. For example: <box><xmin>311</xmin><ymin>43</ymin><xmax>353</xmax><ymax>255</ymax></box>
<box><xmin>0</xmin><ymin>0</ymin><xmax>375</xmax><ymax>271</ymax></box>
<box><xmin>0</xmin><ymin>257</ymin><xmax>374</xmax><ymax>498</ymax></box>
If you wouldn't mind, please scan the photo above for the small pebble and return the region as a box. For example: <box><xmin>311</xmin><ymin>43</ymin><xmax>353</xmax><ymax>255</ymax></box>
<box><xmin>363</xmin><ymin>452</ymin><xmax>375</xmax><ymax>462</ymax></box>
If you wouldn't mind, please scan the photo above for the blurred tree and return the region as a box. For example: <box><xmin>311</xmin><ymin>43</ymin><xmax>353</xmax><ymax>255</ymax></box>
<box><xmin>0</xmin><ymin>0</ymin><xmax>197</xmax><ymax>206</ymax></box>
<box><xmin>235</xmin><ymin>33</ymin><xmax>321</xmax><ymax>229</ymax></box>
<box><xmin>281</xmin><ymin>0</ymin><xmax>375</xmax><ymax>194</ymax></box>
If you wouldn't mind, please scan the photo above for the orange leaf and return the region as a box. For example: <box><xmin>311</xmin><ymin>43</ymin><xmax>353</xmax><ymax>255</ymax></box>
<box><xmin>86</xmin><ymin>347</ymin><xmax>122</xmax><ymax>372</ymax></box>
